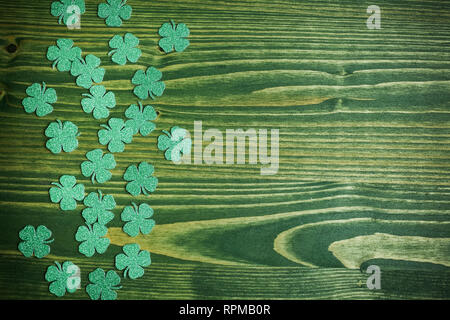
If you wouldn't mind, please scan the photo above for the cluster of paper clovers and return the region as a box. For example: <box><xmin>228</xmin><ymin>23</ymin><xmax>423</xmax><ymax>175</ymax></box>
<box><xmin>17</xmin><ymin>0</ymin><xmax>193</xmax><ymax>300</ymax></box>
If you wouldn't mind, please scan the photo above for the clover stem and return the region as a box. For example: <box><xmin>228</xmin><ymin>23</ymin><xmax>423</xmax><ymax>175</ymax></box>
<box><xmin>171</xmin><ymin>19</ymin><xmax>176</xmax><ymax>28</ymax></box>
<box><xmin>56</xmin><ymin>119</ymin><xmax>62</xmax><ymax>128</ymax></box>
<box><xmin>138</xmin><ymin>101</ymin><xmax>143</xmax><ymax>112</ymax></box>
<box><xmin>142</xmin><ymin>188</ymin><xmax>148</xmax><ymax>196</ymax></box>
<box><xmin>55</xmin><ymin>261</ymin><xmax>62</xmax><ymax>271</ymax></box>
<box><xmin>51</xmin><ymin>182</ymin><xmax>63</xmax><ymax>188</ymax></box>
<box><xmin>132</xmin><ymin>202</ymin><xmax>138</xmax><ymax>212</ymax></box>
<box><xmin>45</xmin><ymin>238</ymin><xmax>55</xmax><ymax>244</ymax></box>
<box><xmin>108</xmin><ymin>49</ymin><xmax>117</xmax><ymax>57</ymax></box>
<box><xmin>42</xmin><ymin>82</ymin><xmax>46</xmax><ymax>92</ymax></box>
<box><xmin>58</xmin><ymin>15</ymin><xmax>63</xmax><ymax>25</ymax></box>
<box><xmin>98</xmin><ymin>190</ymin><xmax>103</xmax><ymax>200</ymax></box>
<box><xmin>91</xmin><ymin>174</ymin><xmax>96</xmax><ymax>185</ymax></box>
<box><xmin>52</xmin><ymin>59</ymin><xmax>59</xmax><ymax>70</ymax></box>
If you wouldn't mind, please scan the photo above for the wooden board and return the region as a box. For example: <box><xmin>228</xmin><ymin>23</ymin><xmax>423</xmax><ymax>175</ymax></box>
<box><xmin>0</xmin><ymin>0</ymin><xmax>449</xmax><ymax>299</ymax></box>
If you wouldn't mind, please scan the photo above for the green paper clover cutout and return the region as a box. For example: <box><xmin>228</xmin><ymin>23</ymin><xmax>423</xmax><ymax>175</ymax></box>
<box><xmin>121</xmin><ymin>203</ymin><xmax>155</xmax><ymax>237</ymax></box>
<box><xmin>115</xmin><ymin>243</ymin><xmax>151</xmax><ymax>280</ymax></box>
<box><xmin>123</xmin><ymin>162</ymin><xmax>158</xmax><ymax>196</ymax></box>
<box><xmin>81</xmin><ymin>85</ymin><xmax>116</xmax><ymax>119</ymax></box>
<box><xmin>157</xmin><ymin>126</ymin><xmax>192</xmax><ymax>162</ymax></box>
<box><xmin>45</xmin><ymin>261</ymin><xmax>79</xmax><ymax>297</ymax></box>
<box><xmin>108</xmin><ymin>33</ymin><xmax>141</xmax><ymax>65</ymax></box>
<box><xmin>81</xmin><ymin>149</ymin><xmax>116</xmax><ymax>184</ymax></box>
<box><xmin>49</xmin><ymin>175</ymin><xmax>85</xmax><ymax>211</ymax></box>
<box><xmin>158</xmin><ymin>20</ymin><xmax>190</xmax><ymax>53</ymax></box>
<box><xmin>98</xmin><ymin>0</ymin><xmax>132</xmax><ymax>27</ymax></box>
<box><xmin>82</xmin><ymin>190</ymin><xmax>116</xmax><ymax>225</ymax></box>
<box><xmin>45</xmin><ymin>119</ymin><xmax>80</xmax><ymax>154</ymax></box>
<box><xmin>22</xmin><ymin>82</ymin><xmax>57</xmax><ymax>117</ymax></box>
<box><xmin>86</xmin><ymin>268</ymin><xmax>121</xmax><ymax>300</ymax></box>
<box><xmin>50</xmin><ymin>0</ymin><xmax>86</xmax><ymax>26</ymax></box>
<box><xmin>125</xmin><ymin>102</ymin><xmax>157</xmax><ymax>136</ymax></box>
<box><xmin>47</xmin><ymin>38</ymin><xmax>82</xmax><ymax>72</ymax></box>
<box><xmin>98</xmin><ymin>118</ymin><xmax>134</xmax><ymax>153</ymax></box>
<box><xmin>70</xmin><ymin>54</ymin><xmax>105</xmax><ymax>89</ymax></box>
<box><xmin>75</xmin><ymin>223</ymin><xmax>110</xmax><ymax>257</ymax></box>
<box><xmin>132</xmin><ymin>67</ymin><xmax>165</xmax><ymax>100</ymax></box>
<box><xmin>18</xmin><ymin>225</ymin><xmax>54</xmax><ymax>258</ymax></box>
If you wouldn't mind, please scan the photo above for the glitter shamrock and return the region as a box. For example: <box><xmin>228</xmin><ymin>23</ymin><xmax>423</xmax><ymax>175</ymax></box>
<box><xmin>124</xmin><ymin>102</ymin><xmax>157</xmax><ymax>136</ymax></box>
<box><xmin>157</xmin><ymin>126</ymin><xmax>192</xmax><ymax>162</ymax></box>
<box><xmin>70</xmin><ymin>54</ymin><xmax>105</xmax><ymax>89</ymax></box>
<box><xmin>45</xmin><ymin>119</ymin><xmax>80</xmax><ymax>154</ymax></box>
<box><xmin>49</xmin><ymin>175</ymin><xmax>85</xmax><ymax>211</ymax></box>
<box><xmin>158</xmin><ymin>20</ymin><xmax>190</xmax><ymax>53</ymax></box>
<box><xmin>115</xmin><ymin>244</ymin><xmax>151</xmax><ymax>280</ymax></box>
<box><xmin>121</xmin><ymin>202</ymin><xmax>155</xmax><ymax>237</ymax></box>
<box><xmin>98</xmin><ymin>0</ymin><xmax>132</xmax><ymax>27</ymax></box>
<box><xmin>81</xmin><ymin>149</ymin><xmax>116</xmax><ymax>184</ymax></box>
<box><xmin>98</xmin><ymin>118</ymin><xmax>134</xmax><ymax>153</ymax></box>
<box><xmin>47</xmin><ymin>38</ymin><xmax>82</xmax><ymax>72</ymax></box>
<box><xmin>50</xmin><ymin>0</ymin><xmax>86</xmax><ymax>26</ymax></box>
<box><xmin>45</xmin><ymin>261</ymin><xmax>80</xmax><ymax>297</ymax></box>
<box><xmin>132</xmin><ymin>66</ymin><xmax>165</xmax><ymax>100</ymax></box>
<box><xmin>18</xmin><ymin>225</ymin><xmax>54</xmax><ymax>258</ymax></box>
<box><xmin>22</xmin><ymin>82</ymin><xmax>57</xmax><ymax>117</ymax></box>
<box><xmin>75</xmin><ymin>223</ymin><xmax>110</xmax><ymax>257</ymax></box>
<box><xmin>123</xmin><ymin>162</ymin><xmax>158</xmax><ymax>197</ymax></box>
<box><xmin>86</xmin><ymin>268</ymin><xmax>121</xmax><ymax>300</ymax></box>
<box><xmin>108</xmin><ymin>33</ymin><xmax>141</xmax><ymax>65</ymax></box>
<box><xmin>82</xmin><ymin>190</ymin><xmax>116</xmax><ymax>225</ymax></box>
<box><xmin>81</xmin><ymin>85</ymin><xmax>116</xmax><ymax>119</ymax></box>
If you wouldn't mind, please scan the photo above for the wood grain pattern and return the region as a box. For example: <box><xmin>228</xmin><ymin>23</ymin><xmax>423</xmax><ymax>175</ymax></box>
<box><xmin>0</xmin><ymin>0</ymin><xmax>449</xmax><ymax>299</ymax></box>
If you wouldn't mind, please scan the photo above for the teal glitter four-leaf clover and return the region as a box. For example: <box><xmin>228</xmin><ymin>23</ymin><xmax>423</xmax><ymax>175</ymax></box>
<box><xmin>75</xmin><ymin>223</ymin><xmax>110</xmax><ymax>257</ymax></box>
<box><xmin>45</xmin><ymin>119</ymin><xmax>80</xmax><ymax>154</ymax></box>
<box><xmin>86</xmin><ymin>268</ymin><xmax>121</xmax><ymax>300</ymax></box>
<box><xmin>125</xmin><ymin>102</ymin><xmax>157</xmax><ymax>136</ymax></box>
<box><xmin>115</xmin><ymin>244</ymin><xmax>151</xmax><ymax>280</ymax></box>
<box><xmin>81</xmin><ymin>85</ymin><xmax>116</xmax><ymax>119</ymax></box>
<box><xmin>47</xmin><ymin>38</ymin><xmax>82</xmax><ymax>72</ymax></box>
<box><xmin>123</xmin><ymin>162</ymin><xmax>158</xmax><ymax>197</ymax></box>
<box><xmin>121</xmin><ymin>203</ymin><xmax>155</xmax><ymax>237</ymax></box>
<box><xmin>82</xmin><ymin>190</ymin><xmax>116</xmax><ymax>225</ymax></box>
<box><xmin>49</xmin><ymin>175</ymin><xmax>85</xmax><ymax>211</ymax></box>
<box><xmin>132</xmin><ymin>67</ymin><xmax>165</xmax><ymax>100</ymax></box>
<box><xmin>45</xmin><ymin>261</ymin><xmax>79</xmax><ymax>297</ymax></box>
<box><xmin>98</xmin><ymin>0</ymin><xmax>132</xmax><ymax>27</ymax></box>
<box><xmin>81</xmin><ymin>149</ymin><xmax>116</xmax><ymax>184</ymax></box>
<box><xmin>50</xmin><ymin>0</ymin><xmax>86</xmax><ymax>26</ymax></box>
<box><xmin>98</xmin><ymin>118</ymin><xmax>134</xmax><ymax>153</ymax></box>
<box><xmin>158</xmin><ymin>20</ymin><xmax>190</xmax><ymax>53</ymax></box>
<box><xmin>157</xmin><ymin>126</ymin><xmax>192</xmax><ymax>162</ymax></box>
<box><xmin>70</xmin><ymin>54</ymin><xmax>105</xmax><ymax>89</ymax></box>
<box><xmin>22</xmin><ymin>82</ymin><xmax>57</xmax><ymax>117</ymax></box>
<box><xmin>18</xmin><ymin>225</ymin><xmax>54</xmax><ymax>258</ymax></box>
<box><xmin>108</xmin><ymin>33</ymin><xmax>141</xmax><ymax>65</ymax></box>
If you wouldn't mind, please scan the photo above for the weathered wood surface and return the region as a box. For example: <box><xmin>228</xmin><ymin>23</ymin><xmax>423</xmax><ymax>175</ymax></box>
<box><xmin>0</xmin><ymin>0</ymin><xmax>449</xmax><ymax>299</ymax></box>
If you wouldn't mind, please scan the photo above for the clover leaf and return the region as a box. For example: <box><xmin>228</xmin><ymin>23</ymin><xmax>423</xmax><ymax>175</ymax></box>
<box><xmin>45</xmin><ymin>261</ymin><xmax>78</xmax><ymax>297</ymax></box>
<box><xmin>81</xmin><ymin>85</ymin><xmax>116</xmax><ymax>119</ymax></box>
<box><xmin>115</xmin><ymin>244</ymin><xmax>151</xmax><ymax>280</ymax></box>
<box><xmin>50</xmin><ymin>0</ymin><xmax>86</xmax><ymax>26</ymax></box>
<box><xmin>158</xmin><ymin>20</ymin><xmax>190</xmax><ymax>53</ymax></box>
<box><xmin>75</xmin><ymin>223</ymin><xmax>110</xmax><ymax>257</ymax></box>
<box><xmin>82</xmin><ymin>190</ymin><xmax>116</xmax><ymax>225</ymax></box>
<box><xmin>45</xmin><ymin>119</ymin><xmax>80</xmax><ymax>154</ymax></box>
<box><xmin>81</xmin><ymin>149</ymin><xmax>116</xmax><ymax>184</ymax></box>
<box><xmin>125</xmin><ymin>102</ymin><xmax>157</xmax><ymax>136</ymax></box>
<box><xmin>121</xmin><ymin>203</ymin><xmax>155</xmax><ymax>237</ymax></box>
<box><xmin>18</xmin><ymin>225</ymin><xmax>54</xmax><ymax>258</ymax></box>
<box><xmin>86</xmin><ymin>268</ymin><xmax>121</xmax><ymax>300</ymax></box>
<box><xmin>123</xmin><ymin>162</ymin><xmax>158</xmax><ymax>196</ymax></box>
<box><xmin>98</xmin><ymin>0</ymin><xmax>132</xmax><ymax>27</ymax></box>
<box><xmin>47</xmin><ymin>38</ymin><xmax>82</xmax><ymax>72</ymax></box>
<box><xmin>98</xmin><ymin>118</ymin><xmax>133</xmax><ymax>153</ymax></box>
<box><xmin>108</xmin><ymin>33</ymin><xmax>141</xmax><ymax>65</ymax></box>
<box><xmin>22</xmin><ymin>82</ymin><xmax>57</xmax><ymax>117</ymax></box>
<box><xmin>49</xmin><ymin>175</ymin><xmax>85</xmax><ymax>211</ymax></box>
<box><xmin>132</xmin><ymin>66</ymin><xmax>165</xmax><ymax>100</ymax></box>
<box><xmin>157</xmin><ymin>126</ymin><xmax>192</xmax><ymax>162</ymax></box>
<box><xmin>70</xmin><ymin>54</ymin><xmax>105</xmax><ymax>89</ymax></box>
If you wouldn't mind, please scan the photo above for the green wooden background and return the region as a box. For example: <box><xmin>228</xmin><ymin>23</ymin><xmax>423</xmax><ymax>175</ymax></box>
<box><xmin>0</xmin><ymin>0</ymin><xmax>449</xmax><ymax>299</ymax></box>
